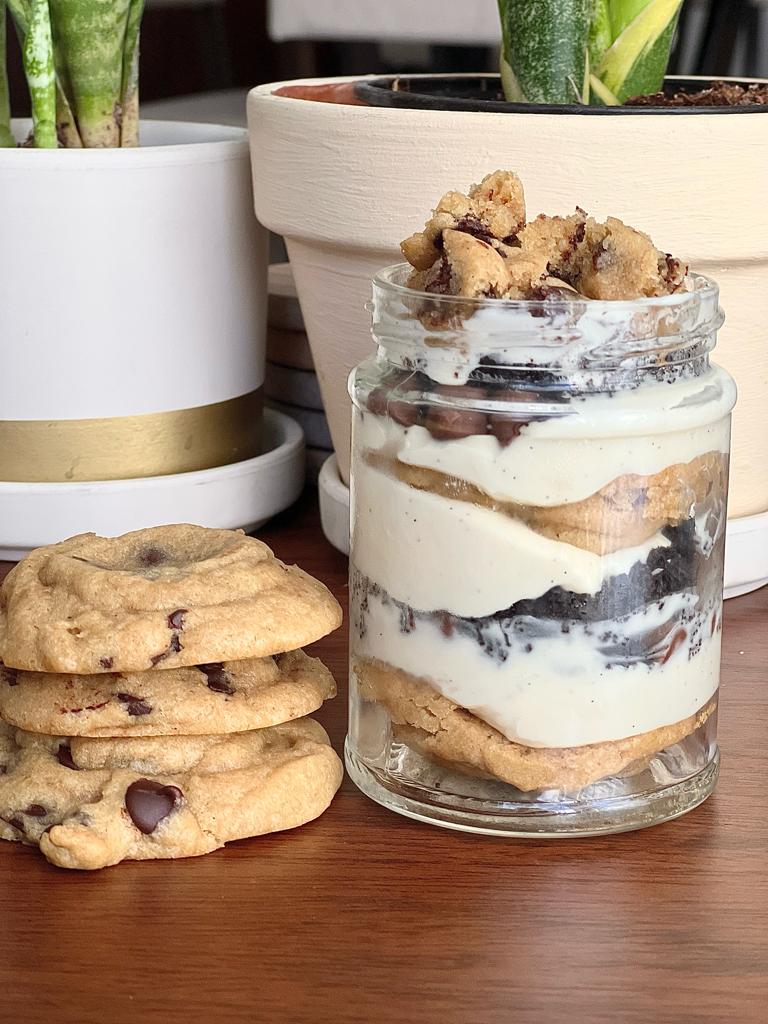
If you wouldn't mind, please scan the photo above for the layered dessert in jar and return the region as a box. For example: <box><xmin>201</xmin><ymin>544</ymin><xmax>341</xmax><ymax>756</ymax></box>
<box><xmin>346</xmin><ymin>171</ymin><xmax>736</xmax><ymax>833</ymax></box>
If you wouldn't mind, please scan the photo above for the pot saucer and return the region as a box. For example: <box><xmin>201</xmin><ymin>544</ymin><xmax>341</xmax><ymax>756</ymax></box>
<box><xmin>724</xmin><ymin>510</ymin><xmax>768</xmax><ymax>598</ymax></box>
<box><xmin>318</xmin><ymin>455</ymin><xmax>350</xmax><ymax>556</ymax></box>
<box><xmin>0</xmin><ymin>409</ymin><xmax>304</xmax><ymax>560</ymax></box>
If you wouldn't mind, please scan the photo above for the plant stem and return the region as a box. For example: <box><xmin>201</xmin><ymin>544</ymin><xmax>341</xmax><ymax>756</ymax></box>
<box><xmin>0</xmin><ymin>2</ymin><xmax>17</xmax><ymax>146</ymax></box>
<box><xmin>119</xmin><ymin>0</ymin><xmax>142</xmax><ymax>146</ymax></box>
<box><xmin>8</xmin><ymin>0</ymin><xmax>82</xmax><ymax>145</ymax></box>
<box><xmin>49</xmin><ymin>0</ymin><xmax>132</xmax><ymax>147</ymax></box>
<box><xmin>24</xmin><ymin>0</ymin><xmax>56</xmax><ymax>147</ymax></box>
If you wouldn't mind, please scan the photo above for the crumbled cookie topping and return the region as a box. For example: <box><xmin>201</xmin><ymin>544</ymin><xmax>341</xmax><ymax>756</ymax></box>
<box><xmin>401</xmin><ymin>171</ymin><xmax>688</xmax><ymax>301</ymax></box>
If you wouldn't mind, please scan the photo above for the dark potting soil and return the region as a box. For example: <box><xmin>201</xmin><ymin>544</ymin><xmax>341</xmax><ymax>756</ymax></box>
<box><xmin>626</xmin><ymin>80</ymin><xmax>768</xmax><ymax>107</ymax></box>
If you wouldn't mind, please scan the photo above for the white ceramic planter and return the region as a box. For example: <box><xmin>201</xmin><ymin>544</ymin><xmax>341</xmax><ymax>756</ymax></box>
<box><xmin>0</xmin><ymin>120</ymin><xmax>267</xmax><ymax>489</ymax></box>
<box><xmin>247</xmin><ymin>75</ymin><xmax>768</xmax><ymax>532</ymax></box>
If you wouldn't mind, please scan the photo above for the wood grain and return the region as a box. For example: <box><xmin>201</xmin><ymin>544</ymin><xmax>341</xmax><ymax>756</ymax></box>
<box><xmin>1</xmin><ymin>492</ymin><xmax>767</xmax><ymax>1024</ymax></box>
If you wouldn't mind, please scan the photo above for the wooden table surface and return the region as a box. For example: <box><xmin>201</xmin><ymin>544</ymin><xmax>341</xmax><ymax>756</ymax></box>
<box><xmin>2</xmin><ymin>493</ymin><xmax>767</xmax><ymax>1024</ymax></box>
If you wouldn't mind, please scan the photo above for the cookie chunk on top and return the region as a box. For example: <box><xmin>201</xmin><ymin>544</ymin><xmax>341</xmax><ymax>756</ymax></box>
<box><xmin>401</xmin><ymin>170</ymin><xmax>687</xmax><ymax>301</ymax></box>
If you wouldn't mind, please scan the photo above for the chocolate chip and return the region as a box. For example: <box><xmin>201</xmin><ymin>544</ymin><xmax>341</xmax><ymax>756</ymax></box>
<box><xmin>592</xmin><ymin>241</ymin><xmax>612</xmax><ymax>271</ymax></box>
<box><xmin>0</xmin><ymin>765</ymin><xmax>6</xmax><ymax>776</ymax></box>
<box><xmin>366</xmin><ymin>387</ymin><xmax>389</xmax><ymax>417</ymax></box>
<box><xmin>440</xmin><ymin>614</ymin><xmax>454</xmax><ymax>638</ymax></box>
<box><xmin>63</xmin><ymin>700</ymin><xmax>110</xmax><ymax>714</ymax></box>
<box><xmin>0</xmin><ymin>666</ymin><xmax>19</xmax><ymax>687</ymax></box>
<box><xmin>389</xmin><ymin>400</ymin><xmax>424</xmax><ymax>428</ymax></box>
<box><xmin>167</xmin><ymin>609</ymin><xmax>187</xmax><ymax>630</ymax></box>
<box><xmin>117</xmin><ymin>692</ymin><xmax>152</xmax><ymax>717</ymax></box>
<box><xmin>99</xmin><ymin>657</ymin><xmax>114</xmax><ymax>670</ymax></box>
<box><xmin>662</xmin><ymin>628</ymin><xmax>687</xmax><ymax>665</ymax></box>
<box><xmin>2</xmin><ymin>816</ymin><xmax>24</xmax><ymax>833</ymax></box>
<box><xmin>139</xmin><ymin>546</ymin><xmax>166</xmax><ymax>567</ymax></box>
<box><xmin>454</xmin><ymin>214</ymin><xmax>497</xmax><ymax>247</ymax></box>
<box><xmin>488</xmin><ymin>415</ymin><xmax>525</xmax><ymax>446</ymax></box>
<box><xmin>199</xmin><ymin>663</ymin><xmax>235</xmax><ymax>695</ymax></box>
<box><xmin>57</xmin><ymin>744</ymin><xmax>80</xmax><ymax>771</ymax></box>
<box><xmin>150</xmin><ymin>632</ymin><xmax>183</xmax><ymax>667</ymax></box>
<box><xmin>425</xmin><ymin>404</ymin><xmax>487</xmax><ymax>441</ymax></box>
<box><xmin>424</xmin><ymin>254</ymin><xmax>452</xmax><ymax>295</ymax></box>
<box><xmin>24</xmin><ymin>804</ymin><xmax>46</xmax><ymax>817</ymax></box>
<box><xmin>125</xmin><ymin>779</ymin><xmax>182</xmax><ymax>835</ymax></box>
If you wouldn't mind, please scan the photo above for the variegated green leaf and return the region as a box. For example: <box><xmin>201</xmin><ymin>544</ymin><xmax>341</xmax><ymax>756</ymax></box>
<box><xmin>497</xmin><ymin>0</ymin><xmax>593</xmax><ymax>104</ymax></box>
<box><xmin>596</xmin><ymin>0</ymin><xmax>683</xmax><ymax>101</ymax></box>
<box><xmin>25</xmin><ymin>0</ymin><xmax>57</xmax><ymax>147</ymax></box>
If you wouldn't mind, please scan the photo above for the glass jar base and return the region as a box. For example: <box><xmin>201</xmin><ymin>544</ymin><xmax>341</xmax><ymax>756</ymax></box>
<box><xmin>345</xmin><ymin>741</ymin><xmax>720</xmax><ymax>838</ymax></box>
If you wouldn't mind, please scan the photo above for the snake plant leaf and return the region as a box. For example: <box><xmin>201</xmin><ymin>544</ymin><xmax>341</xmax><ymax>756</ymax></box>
<box><xmin>24</xmin><ymin>0</ymin><xmax>56</xmax><ymax>147</ymax></box>
<box><xmin>6</xmin><ymin>0</ymin><xmax>29</xmax><ymax>34</ymax></box>
<box><xmin>589</xmin><ymin>73</ymin><xmax>621</xmax><ymax>105</ymax></box>
<box><xmin>588</xmin><ymin>0</ymin><xmax>613</xmax><ymax>67</ymax></box>
<box><xmin>608</xmin><ymin>0</ymin><xmax>650</xmax><ymax>36</ymax></box>
<box><xmin>497</xmin><ymin>0</ymin><xmax>593</xmax><ymax>104</ymax></box>
<box><xmin>119</xmin><ymin>0</ymin><xmax>143</xmax><ymax>145</ymax></box>
<box><xmin>596</xmin><ymin>0</ymin><xmax>683</xmax><ymax>101</ymax></box>
<box><xmin>48</xmin><ymin>0</ymin><xmax>133</xmax><ymax>147</ymax></box>
<box><xmin>1</xmin><ymin>2</ymin><xmax>17</xmax><ymax>146</ymax></box>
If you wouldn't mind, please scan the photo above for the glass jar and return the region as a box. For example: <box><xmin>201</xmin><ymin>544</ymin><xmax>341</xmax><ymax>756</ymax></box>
<box><xmin>346</xmin><ymin>265</ymin><xmax>736</xmax><ymax>837</ymax></box>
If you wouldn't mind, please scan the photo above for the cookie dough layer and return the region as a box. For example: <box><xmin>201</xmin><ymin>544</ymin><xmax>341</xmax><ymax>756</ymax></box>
<box><xmin>368</xmin><ymin>449</ymin><xmax>726</xmax><ymax>556</ymax></box>
<box><xmin>355</xmin><ymin>370</ymin><xmax>733</xmax><ymax>508</ymax></box>
<box><xmin>0</xmin><ymin>718</ymin><xmax>343</xmax><ymax>870</ymax></box>
<box><xmin>354</xmin><ymin>658</ymin><xmax>716</xmax><ymax>792</ymax></box>
<box><xmin>0</xmin><ymin>649</ymin><xmax>336</xmax><ymax>738</ymax></box>
<box><xmin>352</xmin><ymin>459</ymin><xmax>672</xmax><ymax>617</ymax></box>
<box><xmin>0</xmin><ymin>525</ymin><xmax>342</xmax><ymax>674</ymax></box>
<box><xmin>353</xmin><ymin>581</ymin><xmax>720</xmax><ymax>748</ymax></box>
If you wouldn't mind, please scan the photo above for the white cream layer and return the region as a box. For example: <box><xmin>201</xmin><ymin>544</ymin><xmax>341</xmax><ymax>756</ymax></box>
<box><xmin>355</xmin><ymin>366</ymin><xmax>734</xmax><ymax>507</ymax></box>
<box><xmin>354</xmin><ymin>587</ymin><xmax>720</xmax><ymax>748</ymax></box>
<box><xmin>352</xmin><ymin>460</ymin><xmax>670</xmax><ymax>616</ymax></box>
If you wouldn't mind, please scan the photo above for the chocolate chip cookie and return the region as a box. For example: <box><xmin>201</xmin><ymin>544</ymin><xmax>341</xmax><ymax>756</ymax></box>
<box><xmin>0</xmin><ymin>525</ymin><xmax>342</xmax><ymax>673</ymax></box>
<box><xmin>372</xmin><ymin>450</ymin><xmax>727</xmax><ymax>555</ymax></box>
<box><xmin>0</xmin><ymin>649</ymin><xmax>336</xmax><ymax>737</ymax></box>
<box><xmin>354</xmin><ymin>658</ymin><xmax>715</xmax><ymax>792</ymax></box>
<box><xmin>0</xmin><ymin>718</ymin><xmax>343</xmax><ymax>869</ymax></box>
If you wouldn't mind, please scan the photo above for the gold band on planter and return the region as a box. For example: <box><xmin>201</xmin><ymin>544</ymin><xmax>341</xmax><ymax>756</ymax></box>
<box><xmin>0</xmin><ymin>389</ymin><xmax>263</xmax><ymax>483</ymax></box>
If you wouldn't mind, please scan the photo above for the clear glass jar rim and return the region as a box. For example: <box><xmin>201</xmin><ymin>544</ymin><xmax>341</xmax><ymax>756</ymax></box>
<box><xmin>373</xmin><ymin>262</ymin><xmax>719</xmax><ymax>314</ymax></box>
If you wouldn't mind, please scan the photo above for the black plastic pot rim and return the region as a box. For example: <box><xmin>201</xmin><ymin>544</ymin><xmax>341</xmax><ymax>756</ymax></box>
<box><xmin>354</xmin><ymin>74</ymin><xmax>768</xmax><ymax>115</ymax></box>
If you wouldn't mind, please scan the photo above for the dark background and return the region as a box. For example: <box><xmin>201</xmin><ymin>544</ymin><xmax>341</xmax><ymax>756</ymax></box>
<box><xmin>3</xmin><ymin>0</ymin><xmax>767</xmax><ymax>116</ymax></box>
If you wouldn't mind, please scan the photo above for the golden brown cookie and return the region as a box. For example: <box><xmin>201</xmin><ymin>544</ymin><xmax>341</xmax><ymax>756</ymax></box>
<box><xmin>401</xmin><ymin>171</ymin><xmax>687</xmax><ymax>301</ymax></box>
<box><xmin>355</xmin><ymin>658</ymin><xmax>715</xmax><ymax>792</ymax></box>
<box><xmin>0</xmin><ymin>649</ymin><xmax>336</xmax><ymax>737</ymax></box>
<box><xmin>400</xmin><ymin>170</ymin><xmax>526</xmax><ymax>271</ymax></box>
<box><xmin>0</xmin><ymin>718</ymin><xmax>343</xmax><ymax>869</ymax></box>
<box><xmin>421</xmin><ymin>230</ymin><xmax>510</xmax><ymax>299</ymax></box>
<box><xmin>0</xmin><ymin>525</ymin><xmax>342</xmax><ymax>673</ymax></box>
<box><xmin>369</xmin><ymin>450</ymin><xmax>727</xmax><ymax>555</ymax></box>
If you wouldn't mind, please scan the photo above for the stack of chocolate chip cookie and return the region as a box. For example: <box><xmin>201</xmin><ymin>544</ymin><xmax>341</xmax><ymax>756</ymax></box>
<box><xmin>0</xmin><ymin>525</ymin><xmax>343</xmax><ymax>870</ymax></box>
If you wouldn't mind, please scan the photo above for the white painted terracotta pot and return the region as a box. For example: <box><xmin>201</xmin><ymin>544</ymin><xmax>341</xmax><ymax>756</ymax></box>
<box><xmin>0</xmin><ymin>120</ymin><xmax>267</xmax><ymax>488</ymax></box>
<box><xmin>247</xmin><ymin>75</ymin><xmax>768</xmax><ymax>531</ymax></box>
